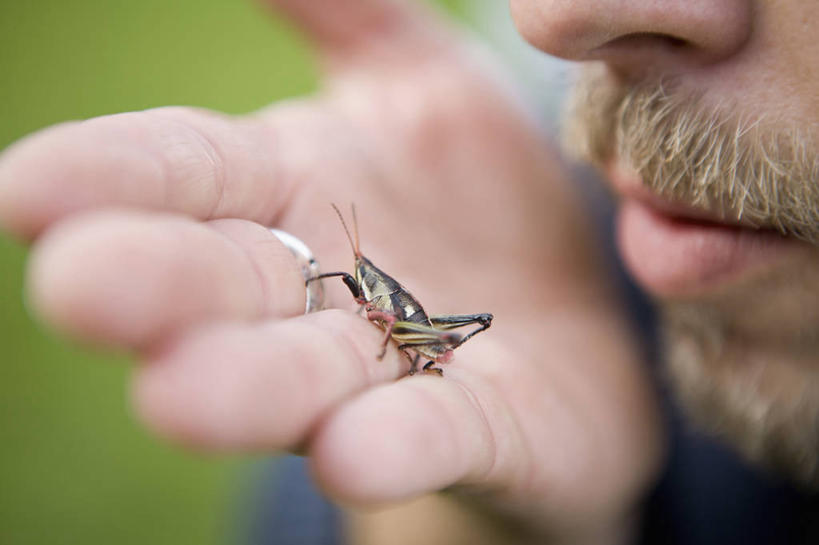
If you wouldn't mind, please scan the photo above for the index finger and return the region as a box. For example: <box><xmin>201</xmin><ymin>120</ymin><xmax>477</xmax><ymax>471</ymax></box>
<box><xmin>0</xmin><ymin>103</ymin><xmax>323</xmax><ymax>239</ymax></box>
<box><xmin>132</xmin><ymin>310</ymin><xmax>408</xmax><ymax>450</ymax></box>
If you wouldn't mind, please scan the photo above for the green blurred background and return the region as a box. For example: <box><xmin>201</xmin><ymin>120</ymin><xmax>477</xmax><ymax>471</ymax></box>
<box><xmin>0</xmin><ymin>1</ymin><xmax>465</xmax><ymax>543</ymax></box>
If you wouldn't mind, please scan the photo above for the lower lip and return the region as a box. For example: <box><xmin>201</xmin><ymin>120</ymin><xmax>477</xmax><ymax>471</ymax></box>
<box><xmin>617</xmin><ymin>199</ymin><xmax>798</xmax><ymax>297</ymax></box>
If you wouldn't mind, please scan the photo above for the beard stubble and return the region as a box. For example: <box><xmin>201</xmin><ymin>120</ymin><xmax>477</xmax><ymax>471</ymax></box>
<box><xmin>563</xmin><ymin>64</ymin><xmax>819</xmax><ymax>488</ymax></box>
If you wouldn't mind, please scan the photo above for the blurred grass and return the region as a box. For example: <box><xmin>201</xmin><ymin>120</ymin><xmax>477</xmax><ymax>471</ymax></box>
<box><xmin>0</xmin><ymin>0</ymin><xmax>464</xmax><ymax>544</ymax></box>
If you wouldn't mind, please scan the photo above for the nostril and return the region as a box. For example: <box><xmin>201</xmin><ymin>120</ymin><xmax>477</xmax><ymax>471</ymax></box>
<box><xmin>601</xmin><ymin>32</ymin><xmax>689</xmax><ymax>52</ymax></box>
<box><xmin>589</xmin><ymin>32</ymin><xmax>700</xmax><ymax>74</ymax></box>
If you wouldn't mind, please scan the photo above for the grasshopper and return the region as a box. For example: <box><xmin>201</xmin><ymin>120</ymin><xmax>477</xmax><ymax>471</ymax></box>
<box><xmin>307</xmin><ymin>204</ymin><xmax>493</xmax><ymax>376</ymax></box>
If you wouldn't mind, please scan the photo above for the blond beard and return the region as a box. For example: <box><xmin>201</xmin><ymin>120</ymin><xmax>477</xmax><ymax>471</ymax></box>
<box><xmin>563</xmin><ymin>64</ymin><xmax>819</xmax><ymax>488</ymax></box>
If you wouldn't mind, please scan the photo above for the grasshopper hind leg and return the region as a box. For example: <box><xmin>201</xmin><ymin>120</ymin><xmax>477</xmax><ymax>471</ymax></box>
<box><xmin>429</xmin><ymin>313</ymin><xmax>493</xmax><ymax>348</ymax></box>
<box><xmin>422</xmin><ymin>361</ymin><xmax>444</xmax><ymax>376</ymax></box>
<box><xmin>405</xmin><ymin>354</ymin><xmax>442</xmax><ymax>377</ymax></box>
<box><xmin>400</xmin><ymin>345</ymin><xmax>445</xmax><ymax>377</ymax></box>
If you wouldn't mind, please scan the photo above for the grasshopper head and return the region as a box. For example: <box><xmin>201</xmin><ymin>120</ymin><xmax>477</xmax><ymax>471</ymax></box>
<box><xmin>353</xmin><ymin>255</ymin><xmax>379</xmax><ymax>302</ymax></box>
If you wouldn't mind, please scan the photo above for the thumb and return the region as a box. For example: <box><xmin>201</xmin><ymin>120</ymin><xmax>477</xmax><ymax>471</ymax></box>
<box><xmin>260</xmin><ymin>0</ymin><xmax>453</xmax><ymax>67</ymax></box>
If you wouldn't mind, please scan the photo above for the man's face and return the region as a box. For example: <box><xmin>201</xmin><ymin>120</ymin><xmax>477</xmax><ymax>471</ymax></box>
<box><xmin>511</xmin><ymin>0</ymin><xmax>819</xmax><ymax>486</ymax></box>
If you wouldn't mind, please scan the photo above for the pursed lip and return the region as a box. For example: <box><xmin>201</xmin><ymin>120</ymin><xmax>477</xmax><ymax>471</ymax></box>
<box><xmin>605</xmin><ymin>162</ymin><xmax>801</xmax><ymax>297</ymax></box>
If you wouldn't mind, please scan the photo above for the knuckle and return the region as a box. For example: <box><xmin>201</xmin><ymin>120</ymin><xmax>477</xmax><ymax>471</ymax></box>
<box><xmin>143</xmin><ymin>108</ymin><xmax>228</xmax><ymax>216</ymax></box>
<box><xmin>206</xmin><ymin>219</ymin><xmax>306</xmax><ymax>319</ymax></box>
<box><xmin>309</xmin><ymin>310</ymin><xmax>400</xmax><ymax>382</ymax></box>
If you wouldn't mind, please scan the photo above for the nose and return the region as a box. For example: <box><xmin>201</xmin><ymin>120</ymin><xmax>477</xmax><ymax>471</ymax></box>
<box><xmin>510</xmin><ymin>0</ymin><xmax>752</xmax><ymax>72</ymax></box>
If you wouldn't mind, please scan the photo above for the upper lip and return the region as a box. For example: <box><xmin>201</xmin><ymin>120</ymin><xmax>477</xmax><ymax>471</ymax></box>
<box><xmin>606</xmin><ymin>165</ymin><xmax>773</xmax><ymax>231</ymax></box>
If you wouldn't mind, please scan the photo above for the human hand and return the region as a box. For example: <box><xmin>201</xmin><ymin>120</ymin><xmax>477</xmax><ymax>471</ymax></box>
<box><xmin>0</xmin><ymin>0</ymin><xmax>662</xmax><ymax>543</ymax></box>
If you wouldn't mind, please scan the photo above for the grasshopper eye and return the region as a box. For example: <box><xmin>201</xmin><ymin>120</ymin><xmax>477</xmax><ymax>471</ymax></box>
<box><xmin>343</xmin><ymin>274</ymin><xmax>360</xmax><ymax>298</ymax></box>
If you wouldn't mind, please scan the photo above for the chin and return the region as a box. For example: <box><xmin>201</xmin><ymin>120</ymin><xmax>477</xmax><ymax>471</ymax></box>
<box><xmin>658</xmin><ymin>263</ymin><xmax>819</xmax><ymax>488</ymax></box>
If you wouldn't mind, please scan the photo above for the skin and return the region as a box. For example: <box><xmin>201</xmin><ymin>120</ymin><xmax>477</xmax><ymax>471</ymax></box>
<box><xmin>5</xmin><ymin>0</ymin><xmax>812</xmax><ymax>543</ymax></box>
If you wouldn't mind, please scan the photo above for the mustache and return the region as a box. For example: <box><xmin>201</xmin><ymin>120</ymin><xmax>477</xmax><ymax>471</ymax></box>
<box><xmin>563</xmin><ymin>65</ymin><xmax>819</xmax><ymax>243</ymax></box>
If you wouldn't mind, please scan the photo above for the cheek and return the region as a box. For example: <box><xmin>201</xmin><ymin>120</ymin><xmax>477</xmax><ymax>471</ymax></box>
<box><xmin>763</xmin><ymin>0</ymin><xmax>819</xmax><ymax>118</ymax></box>
<box><xmin>702</xmin><ymin>0</ymin><xmax>819</xmax><ymax>129</ymax></box>
<box><xmin>777</xmin><ymin>31</ymin><xmax>819</xmax><ymax>120</ymax></box>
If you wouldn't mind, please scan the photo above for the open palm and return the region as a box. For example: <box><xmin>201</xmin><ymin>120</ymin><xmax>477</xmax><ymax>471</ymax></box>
<box><xmin>0</xmin><ymin>0</ymin><xmax>661</xmax><ymax>541</ymax></box>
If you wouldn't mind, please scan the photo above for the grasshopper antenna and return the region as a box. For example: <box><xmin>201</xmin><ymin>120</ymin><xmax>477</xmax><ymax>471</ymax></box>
<box><xmin>351</xmin><ymin>203</ymin><xmax>361</xmax><ymax>255</ymax></box>
<box><xmin>331</xmin><ymin>203</ymin><xmax>361</xmax><ymax>256</ymax></box>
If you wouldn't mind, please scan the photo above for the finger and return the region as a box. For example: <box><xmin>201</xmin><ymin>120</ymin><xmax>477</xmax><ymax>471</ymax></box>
<box><xmin>308</xmin><ymin>373</ymin><xmax>502</xmax><ymax>505</ymax></box>
<box><xmin>131</xmin><ymin>310</ymin><xmax>405</xmax><ymax>450</ymax></box>
<box><xmin>28</xmin><ymin>210</ymin><xmax>305</xmax><ymax>348</ymax></box>
<box><xmin>260</xmin><ymin>0</ymin><xmax>450</xmax><ymax>67</ymax></box>
<box><xmin>306</xmin><ymin>331</ymin><xmax>600</xmax><ymax>510</ymax></box>
<box><xmin>0</xmin><ymin>103</ymin><xmax>322</xmax><ymax>239</ymax></box>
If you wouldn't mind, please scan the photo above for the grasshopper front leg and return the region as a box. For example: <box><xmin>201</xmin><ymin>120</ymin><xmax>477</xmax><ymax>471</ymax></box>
<box><xmin>363</xmin><ymin>309</ymin><xmax>398</xmax><ymax>360</ymax></box>
<box><xmin>307</xmin><ymin>272</ymin><xmax>365</xmax><ymax>304</ymax></box>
